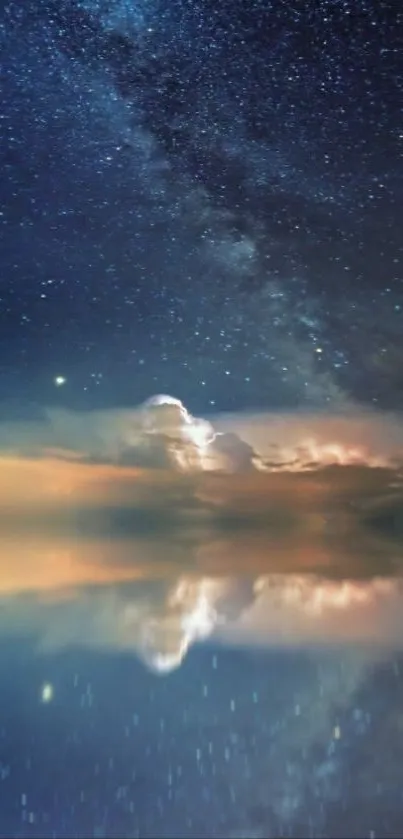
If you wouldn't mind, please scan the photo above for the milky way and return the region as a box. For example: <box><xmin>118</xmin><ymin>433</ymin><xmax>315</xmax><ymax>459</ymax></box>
<box><xmin>1</xmin><ymin>8</ymin><xmax>403</xmax><ymax>836</ymax></box>
<box><xmin>1</xmin><ymin>0</ymin><xmax>402</xmax><ymax>415</ymax></box>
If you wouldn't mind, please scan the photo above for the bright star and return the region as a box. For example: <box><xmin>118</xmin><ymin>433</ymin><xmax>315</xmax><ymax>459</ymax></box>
<box><xmin>54</xmin><ymin>376</ymin><xmax>66</xmax><ymax>387</ymax></box>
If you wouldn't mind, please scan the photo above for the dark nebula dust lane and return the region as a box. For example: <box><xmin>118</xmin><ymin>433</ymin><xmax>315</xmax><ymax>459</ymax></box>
<box><xmin>1</xmin><ymin>0</ymin><xmax>402</xmax><ymax>412</ymax></box>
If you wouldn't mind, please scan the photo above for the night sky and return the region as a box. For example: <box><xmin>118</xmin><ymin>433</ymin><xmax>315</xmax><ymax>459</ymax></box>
<box><xmin>1</xmin><ymin>0</ymin><xmax>402</xmax><ymax>415</ymax></box>
<box><xmin>2</xmin><ymin>4</ymin><xmax>403</xmax><ymax>839</ymax></box>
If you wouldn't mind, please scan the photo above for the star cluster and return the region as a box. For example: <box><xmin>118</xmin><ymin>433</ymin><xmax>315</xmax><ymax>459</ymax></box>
<box><xmin>1</xmin><ymin>0</ymin><xmax>402</xmax><ymax>414</ymax></box>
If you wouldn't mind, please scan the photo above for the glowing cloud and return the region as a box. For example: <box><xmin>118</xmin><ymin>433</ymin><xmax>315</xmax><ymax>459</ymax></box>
<box><xmin>0</xmin><ymin>394</ymin><xmax>403</xmax><ymax>672</ymax></box>
<box><xmin>2</xmin><ymin>394</ymin><xmax>403</xmax><ymax>475</ymax></box>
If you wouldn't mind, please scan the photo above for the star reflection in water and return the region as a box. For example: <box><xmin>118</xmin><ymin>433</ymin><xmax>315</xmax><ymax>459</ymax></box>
<box><xmin>2</xmin><ymin>401</ymin><xmax>403</xmax><ymax>837</ymax></box>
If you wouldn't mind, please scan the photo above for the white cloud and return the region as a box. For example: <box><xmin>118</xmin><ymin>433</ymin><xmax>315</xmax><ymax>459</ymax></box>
<box><xmin>3</xmin><ymin>394</ymin><xmax>403</xmax><ymax>473</ymax></box>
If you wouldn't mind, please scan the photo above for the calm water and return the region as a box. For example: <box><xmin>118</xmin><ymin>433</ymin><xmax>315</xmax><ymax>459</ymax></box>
<box><xmin>1</xmin><ymin>403</ymin><xmax>403</xmax><ymax>838</ymax></box>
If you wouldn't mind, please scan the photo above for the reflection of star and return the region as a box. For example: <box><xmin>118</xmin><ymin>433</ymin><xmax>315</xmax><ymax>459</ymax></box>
<box><xmin>40</xmin><ymin>682</ymin><xmax>54</xmax><ymax>703</ymax></box>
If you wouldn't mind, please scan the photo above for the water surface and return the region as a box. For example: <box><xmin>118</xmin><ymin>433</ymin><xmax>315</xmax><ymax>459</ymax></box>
<box><xmin>1</xmin><ymin>400</ymin><xmax>403</xmax><ymax>837</ymax></box>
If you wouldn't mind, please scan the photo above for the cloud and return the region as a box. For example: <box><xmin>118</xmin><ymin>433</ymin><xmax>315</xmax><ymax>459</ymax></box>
<box><xmin>1</xmin><ymin>395</ymin><xmax>403</xmax><ymax>671</ymax></box>
<box><xmin>2</xmin><ymin>393</ymin><xmax>403</xmax><ymax>471</ymax></box>
<box><xmin>1</xmin><ymin>395</ymin><xmax>403</xmax><ymax>545</ymax></box>
<box><xmin>212</xmin><ymin>405</ymin><xmax>403</xmax><ymax>468</ymax></box>
<box><xmin>0</xmin><ymin>395</ymin><xmax>218</xmax><ymax>470</ymax></box>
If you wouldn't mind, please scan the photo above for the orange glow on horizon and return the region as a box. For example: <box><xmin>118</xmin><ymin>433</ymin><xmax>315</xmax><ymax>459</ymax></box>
<box><xmin>0</xmin><ymin>454</ymin><xmax>158</xmax><ymax>508</ymax></box>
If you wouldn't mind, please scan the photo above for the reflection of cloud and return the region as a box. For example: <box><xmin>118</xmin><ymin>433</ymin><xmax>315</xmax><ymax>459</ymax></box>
<box><xmin>1</xmin><ymin>395</ymin><xmax>403</xmax><ymax>672</ymax></box>
<box><xmin>228</xmin><ymin>574</ymin><xmax>403</xmax><ymax>647</ymax></box>
<box><xmin>135</xmin><ymin>578</ymin><xmax>221</xmax><ymax>672</ymax></box>
<box><xmin>0</xmin><ymin>576</ymin><xmax>232</xmax><ymax>673</ymax></box>
<box><xmin>1</xmin><ymin>568</ymin><xmax>403</xmax><ymax>673</ymax></box>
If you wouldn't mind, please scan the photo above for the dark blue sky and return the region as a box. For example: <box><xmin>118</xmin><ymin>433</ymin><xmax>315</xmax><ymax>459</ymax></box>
<box><xmin>1</xmin><ymin>0</ymin><xmax>402</xmax><ymax>415</ymax></box>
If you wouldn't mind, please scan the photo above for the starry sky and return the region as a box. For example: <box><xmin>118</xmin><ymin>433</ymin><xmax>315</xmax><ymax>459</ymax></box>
<box><xmin>1</xmin><ymin>6</ymin><xmax>403</xmax><ymax>829</ymax></box>
<box><xmin>1</xmin><ymin>0</ymin><xmax>402</xmax><ymax>416</ymax></box>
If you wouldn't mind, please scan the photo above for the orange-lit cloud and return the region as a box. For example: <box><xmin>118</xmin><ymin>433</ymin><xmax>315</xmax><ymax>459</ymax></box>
<box><xmin>2</xmin><ymin>396</ymin><xmax>403</xmax><ymax>473</ymax></box>
<box><xmin>1</xmin><ymin>395</ymin><xmax>403</xmax><ymax>672</ymax></box>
